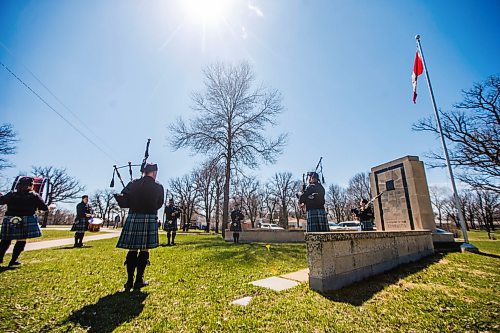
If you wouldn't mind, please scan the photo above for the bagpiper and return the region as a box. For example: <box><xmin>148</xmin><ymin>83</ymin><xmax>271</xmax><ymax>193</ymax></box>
<box><xmin>71</xmin><ymin>195</ymin><xmax>93</xmax><ymax>247</ymax></box>
<box><xmin>163</xmin><ymin>198</ymin><xmax>181</xmax><ymax>246</ymax></box>
<box><xmin>0</xmin><ymin>177</ymin><xmax>48</xmax><ymax>266</ymax></box>
<box><xmin>230</xmin><ymin>204</ymin><xmax>244</xmax><ymax>244</ymax></box>
<box><xmin>298</xmin><ymin>172</ymin><xmax>329</xmax><ymax>232</ymax></box>
<box><xmin>115</xmin><ymin>163</ymin><xmax>164</xmax><ymax>291</ymax></box>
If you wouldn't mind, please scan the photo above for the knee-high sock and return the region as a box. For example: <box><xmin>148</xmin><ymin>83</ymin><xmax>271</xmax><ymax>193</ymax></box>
<box><xmin>167</xmin><ymin>231</ymin><xmax>171</xmax><ymax>244</ymax></box>
<box><xmin>125</xmin><ymin>251</ymin><xmax>138</xmax><ymax>285</ymax></box>
<box><xmin>0</xmin><ymin>239</ymin><xmax>12</xmax><ymax>262</ymax></box>
<box><xmin>74</xmin><ymin>234</ymin><xmax>79</xmax><ymax>246</ymax></box>
<box><xmin>171</xmin><ymin>232</ymin><xmax>176</xmax><ymax>244</ymax></box>
<box><xmin>135</xmin><ymin>251</ymin><xmax>149</xmax><ymax>284</ymax></box>
<box><xmin>10</xmin><ymin>241</ymin><xmax>26</xmax><ymax>264</ymax></box>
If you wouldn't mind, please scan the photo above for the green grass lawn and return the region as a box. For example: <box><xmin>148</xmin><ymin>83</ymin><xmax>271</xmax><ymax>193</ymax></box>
<box><xmin>0</xmin><ymin>232</ymin><xmax>499</xmax><ymax>332</ymax></box>
<box><xmin>27</xmin><ymin>230</ymin><xmax>108</xmax><ymax>243</ymax></box>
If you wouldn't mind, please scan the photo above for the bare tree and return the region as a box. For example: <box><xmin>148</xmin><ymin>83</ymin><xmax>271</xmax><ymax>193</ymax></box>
<box><xmin>193</xmin><ymin>161</ymin><xmax>218</xmax><ymax>232</ymax></box>
<box><xmin>413</xmin><ymin>75</ymin><xmax>500</xmax><ymax>193</ymax></box>
<box><xmin>32</xmin><ymin>166</ymin><xmax>85</xmax><ymax>227</ymax></box>
<box><xmin>235</xmin><ymin>176</ymin><xmax>261</xmax><ymax>228</ymax></box>
<box><xmin>326</xmin><ymin>184</ymin><xmax>349</xmax><ymax>223</ymax></box>
<box><xmin>476</xmin><ymin>189</ymin><xmax>499</xmax><ymax>237</ymax></box>
<box><xmin>169</xmin><ymin>62</ymin><xmax>287</xmax><ymax>236</ymax></box>
<box><xmin>264</xmin><ymin>185</ymin><xmax>279</xmax><ymax>223</ymax></box>
<box><xmin>270</xmin><ymin>172</ymin><xmax>295</xmax><ymax>229</ymax></box>
<box><xmin>346</xmin><ymin>172</ymin><xmax>371</xmax><ymax>203</ymax></box>
<box><xmin>0</xmin><ymin>124</ymin><xmax>18</xmax><ymax>171</ymax></box>
<box><xmin>429</xmin><ymin>185</ymin><xmax>450</xmax><ymax>228</ymax></box>
<box><xmin>91</xmin><ymin>189</ymin><xmax>118</xmax><ymax>226</ymax></box>
<box><xmin>169</xmin><ymin>174</ymin><xmax>199</xmax><ymax>231</ymax></box>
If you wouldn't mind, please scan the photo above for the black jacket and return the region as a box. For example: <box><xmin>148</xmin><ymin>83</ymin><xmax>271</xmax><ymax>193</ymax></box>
<box><xmin>299</xmin><ymin>182</ymin><xmax>325</xmax><ymax>210</ymax></box>
<box><xmin>0</xmin><ymin>190</ymin><xmax>48</xmax><ymax>216</ymax></box>
<box><xmin>165</xmin><ymin>205</ymin><xmax>181</xmax><ymax>222</ymax></box>
<box><xmin>76</xmin><ymin>202</ymin><xmax>92</xmax><ymax>219</ymax></box>
<box><xmin>230</xmin><ymin>209</ymin><xmax>244</xmax><ymax>231</ymax></box>
<box><xmin>115</xmin><ymin>176</ymin><xmax>164</xmax><ymax>214</ymax></box>
<box><xmin>355</xmin><ymin>206</ymin><xmax>374</xmax><ymax>221</ymax></box>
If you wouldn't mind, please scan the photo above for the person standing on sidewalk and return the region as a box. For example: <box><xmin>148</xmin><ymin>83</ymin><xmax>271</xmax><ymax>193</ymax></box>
<box><xmin>0</xmin><ymin>177</ymin><xmax>48</xmax><ymax>267</ymax></box>
<box><xmin>115</xmin><ymin>163</ymin><xmax>164</xmax><ymax>291</ymax></box>
<box><xmin>71</xmin><ymin>195</ymin><xmax>93</xmax><ymax>247</ymax></box>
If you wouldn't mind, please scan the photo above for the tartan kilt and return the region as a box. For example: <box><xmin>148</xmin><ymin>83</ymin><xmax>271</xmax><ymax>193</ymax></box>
<box><xmin>70</xmin><ymin>218</ymin><xmax>88</xmax><ymax>232</ymax></box>
<box><xmin>306</xmin><ymin>209</ymin><xmax>329</xmax><ymax>232</ymax></box>
<box><xmin>1</xmin><ymin>215</ymin><xmax>42</xmax><ymax>241</ymax></box>
<box><xmin>117</xmin><ymin>213</ymin><xmax>159</xmax><ymax>249</ymax></box>
<box><xmin>163</xmin><ymin>220</ymin><xmax>178</xmax><ymax>232</ymax></box>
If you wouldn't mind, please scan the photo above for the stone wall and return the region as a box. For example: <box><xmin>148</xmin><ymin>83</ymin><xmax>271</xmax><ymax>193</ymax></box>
<box><xmin>306</xmin><ymin>231</ymin><xmax>434</xmax><ymax>292</ymax></box>
<box><xmin>225</xmin><ymin>230</ymin><xmax>305</xmax><ymax>243</ymax></box>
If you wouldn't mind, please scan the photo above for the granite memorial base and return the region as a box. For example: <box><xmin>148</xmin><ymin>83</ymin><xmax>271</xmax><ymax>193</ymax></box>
<box><xmin>306</xmin><ymin>231</ymin><xmax>434</xmax><ymax>292</ymax></box>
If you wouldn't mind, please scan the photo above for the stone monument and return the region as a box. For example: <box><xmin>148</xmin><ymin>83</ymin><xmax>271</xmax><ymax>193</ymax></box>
<box><xmin>305</xmin><ymin>156</ymin><xmax>453</xmax><ymax>292</ymax></box>
<box><xmin>369</xmin><ymin>155</ymin><xmax>435</xmax><ymax>232</ymax></box>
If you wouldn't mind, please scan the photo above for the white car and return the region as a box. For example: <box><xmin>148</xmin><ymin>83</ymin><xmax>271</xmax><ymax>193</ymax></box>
<box><xmin>260</xmin><ymin>223</ymin><xmax>284</xmax><ymax>230</ymax></box>
<box><xmin>328</xmin><ymin>222</ymin><xmax>343</xmax><ymax>231</ymax></box>
<box><xmin>337</xmin><ymin>221</ymin><xmax>362</xmax><ymax>231</ymax></box>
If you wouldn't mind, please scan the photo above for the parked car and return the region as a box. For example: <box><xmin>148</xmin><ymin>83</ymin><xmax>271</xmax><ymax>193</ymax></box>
<box><xmin>337</xmin><ymin>221</ymin><xmax>362</xmax><ymax>231</ymax></box>
<box><xmin>328</xmin><ymin>222</ymin><xmax>343</xmax><ymax>231</ymax></box>
<box><xmin>260</xmin><ymin>223</ymin><xmax>284</xmax><ymax>230</ymax></box>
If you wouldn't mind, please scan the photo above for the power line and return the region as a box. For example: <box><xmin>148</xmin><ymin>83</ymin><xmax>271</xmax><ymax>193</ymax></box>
<box><xmin>0</xmin><ymin>60</ymin><xmax>119</xmax><ymax>163</ymax></box>
<box><xmin>0</xmin><ymin>41</ymin><xmax>121</xmax><ymax>162</ymax></box>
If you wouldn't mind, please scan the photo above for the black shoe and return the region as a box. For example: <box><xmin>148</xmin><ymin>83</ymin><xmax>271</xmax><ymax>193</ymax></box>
<box><xmin>124</xmin><ymin>281</ymin><xmax>134</xmax><ymax>291</ymax></box>
<box><xmin>8</xmin><ymin>261</ymin><xmax>21</xmax><ymax>267</ymax></box>
<box><xmin>133</xmin><ymin>279</ymin><xmax>149</xmax><ymax>290</ymax></box>
<box><xmin>171</xmin><ymin>243</ymin><xmax>176</xmax><ymax>246</ymax></box>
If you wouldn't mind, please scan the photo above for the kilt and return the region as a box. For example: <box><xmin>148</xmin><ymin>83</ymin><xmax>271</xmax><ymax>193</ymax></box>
<box><xmin>1</xmin><ymin>215</ymin><xmax>42</xmax><ymax>241</ymax></box>
<box><xmin>70</xmin><ymin>218</ymin><xmax>88</xmax><ymax>233</ymax></box>
<box><xmin>306</xmin><ymin>209</ymin><xmax>329</xmax><ymax>232</ymax></box>
<box><xmin>361</xmin><ymin>220</ymin><xmax>374</xmax><ymax>231</ymax></box>
<box><xmin>117</xmin><ymin>213</ymin><xmax>159</xmax><ymax>249</ymax></box>
<box><xmin>163</xmin><ymin>220</ymin><xmax>178</xmax><ymax>232</ymax></box>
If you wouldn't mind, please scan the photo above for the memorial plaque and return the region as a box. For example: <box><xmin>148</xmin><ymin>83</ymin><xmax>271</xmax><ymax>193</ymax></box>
<box><xmin>369</xmin><ymin>156</ymin><xmax>435</xmax><ymax>232</ymax></box>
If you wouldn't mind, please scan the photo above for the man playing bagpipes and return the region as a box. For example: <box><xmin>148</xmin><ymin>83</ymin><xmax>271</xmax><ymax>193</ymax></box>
<box><xmin>115</xmin><ymin>163</ymin><xmax>164</xmax><ymax>291</ymax></box>
<box><xmin>298</xmin><ymin>172</ymin><xmax>329</xmax><ymax>232</ymax></box>
<box><xmin>163</xmin><ymin>198</ymin><xmax>181</xmax><ymax>246</ymax></box>
<box><xmin>0</xmin><ymin>177</ymin><xmax>48</xmax><ymax>267</ymax></box>
<box><xmin>71</xmin><ymin>195</ymin><xmax>93</xmax><ymax>247</ymax></box>
<box><xmin>230</xmin><ymin>204</ymin><xmax>244</xmax><ymax>244</ymax></box>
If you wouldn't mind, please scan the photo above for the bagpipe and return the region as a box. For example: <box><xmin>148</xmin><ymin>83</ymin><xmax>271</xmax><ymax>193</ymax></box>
<box><xmin>298</xmin><ymin>157</ymin><xmax>325</xmax><ymax>194</ymax></box>
<box><xmin>109</xmin><ymin>139</ymin><xmax>151</xmax><ymax>188</ymax></box>
<box><xmin>10</xmin><ymin>176</ymin><xmax>50</xmax><ymax>204</ymax></box>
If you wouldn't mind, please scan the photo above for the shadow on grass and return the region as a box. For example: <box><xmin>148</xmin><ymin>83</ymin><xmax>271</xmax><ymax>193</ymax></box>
<box><xmin>60</xmin><ymin>291</ymin><xmax>148</xmax><ymax>333</ymax></box>
<box><xmin>54</xmin><ymin>245</ymin><xmax>94</xmax><ymax>250</ymax></box>
<box><xmin>476</xmin><ymin>251</ymin><xmax>500</xmax><ymax>259</ymax></box>
<box><xmin>319</xmin><ymin>253</ymin><xmax>445</xmax><ymax>307</ymax></box>
<box><xmin>0</xmin><ymin>265</ymin><xmax>19</xmax><ymax>274</ymax></box>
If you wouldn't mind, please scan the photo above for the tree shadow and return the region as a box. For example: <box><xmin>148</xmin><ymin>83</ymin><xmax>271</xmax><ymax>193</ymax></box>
<box><xmin>318</xmin><ymin>253</ymin><xmax>445</xmax><ymax>306</ymax></box>
<box><xmin>61</xmin><ymin>291</ymin><xmax>148</xmax><ymax>333</ymax></box>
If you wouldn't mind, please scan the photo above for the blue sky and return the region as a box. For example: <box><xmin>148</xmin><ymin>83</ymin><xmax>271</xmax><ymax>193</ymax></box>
<box><xmin>0</xmin><ymin>0</ymin><xmax>499</xmax><ymax>209</ymax></box>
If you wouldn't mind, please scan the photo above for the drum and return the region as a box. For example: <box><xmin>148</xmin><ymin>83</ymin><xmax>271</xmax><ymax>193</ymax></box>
<box><xmin>88</xmin><ymin>218</ymin><xmax>103</xmax><ymax>232</ymax></box>
<box><xmin>11</xmin><ymin>176</ymin><xmax>49</xmax><ymax>203</ymax></box>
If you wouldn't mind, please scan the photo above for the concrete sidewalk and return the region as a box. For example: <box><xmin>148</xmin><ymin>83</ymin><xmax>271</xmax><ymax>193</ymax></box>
<box><xmin>6</xmin><ymin>231</ymin><xmax>121</xmax><ymax>253</ymax></box>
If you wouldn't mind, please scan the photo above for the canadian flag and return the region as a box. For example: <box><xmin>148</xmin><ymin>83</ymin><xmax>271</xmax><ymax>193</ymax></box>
<box><xmin>412</xmin><ymin>51</ymin><xmax>424</xmax><ymax>103</ymax></box>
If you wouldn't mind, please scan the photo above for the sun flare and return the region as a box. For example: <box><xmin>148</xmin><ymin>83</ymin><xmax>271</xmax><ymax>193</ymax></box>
<box><xmin>181</xmin><ymin>0</ymin><xmax>233</xmax><ymax>24</ymax></box>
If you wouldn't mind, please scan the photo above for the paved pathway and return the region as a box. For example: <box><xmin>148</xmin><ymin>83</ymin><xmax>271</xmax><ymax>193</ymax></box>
<box><xmin>6</xmin><ymin>230</ymin><xmax>121</xmax><ymax>253</ymax></box>
<box><xmin>232</xmin><ymin>268</ymin><xmax>310</xmax><ymax>306</ymax></box>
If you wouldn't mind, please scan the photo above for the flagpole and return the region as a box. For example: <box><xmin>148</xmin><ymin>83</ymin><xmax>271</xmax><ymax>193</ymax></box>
<box><xmin>415</xmin><ymin>35</ymin><xmax>475</xmax><ymax>250</ymax></box>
